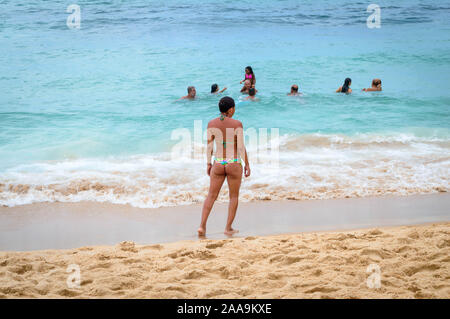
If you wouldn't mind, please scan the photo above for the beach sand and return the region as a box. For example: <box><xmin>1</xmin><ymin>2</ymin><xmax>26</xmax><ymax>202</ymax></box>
<box><xmin>0</xmin><ymin>222</ymin><xmax>449</xmax><ymax>299</ymax></box>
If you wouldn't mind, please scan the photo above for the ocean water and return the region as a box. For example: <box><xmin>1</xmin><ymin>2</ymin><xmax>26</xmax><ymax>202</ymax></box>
<box><xmin>0</xmin><ymin>0</ymin><xmax>449</xmax><ymax>207</ymax></box>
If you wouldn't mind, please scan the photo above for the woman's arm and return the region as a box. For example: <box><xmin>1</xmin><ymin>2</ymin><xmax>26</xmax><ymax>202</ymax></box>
<box><xmin>236</xmin><ymin>122</ymin><xmax>251</xmax><ymax>177</ymax></box>
<box><xmin>243</xmin><ymin>148</ymin><xmax>250</xmax><ymax>177</ymax></box>
<box><xmin>363</xmin><ymin>87</ymin><xmax>381</xmax><ymax>91</ymax></box>
<box><xmin>206</xmin><ymin>124</ymin><xmax>216</xmax><ymax>176</ymax></box>
<box><xmin>336</xmin><ymin>86</ymin><xmax>342</xmax><ymax>93</ymax></box>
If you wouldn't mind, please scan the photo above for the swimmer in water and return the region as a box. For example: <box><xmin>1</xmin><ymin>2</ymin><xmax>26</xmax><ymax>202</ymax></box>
<box><xmin>180</xmin><ymin>86</ymin><xmax>196</xmax><ymax>100</ymax></box>
<box><xmin>362</xmin><ymin>78</ymin><xmax>382</xmax><ymax>92</ymax></box>
<box><xmin>211</xmin><ymin>83</ymin><xmax>227</xmax><ymax>94</ymax></box>
<box><xmin>240</xmin><ymin>80</ymin><xmax>258</xmax><ymax>94</ymax></box>
<box><xmin>336</xmin><ymin>78</ymin><xmax>352</xmax><ymax>94</ymax></box>
<box><xmin>244</xmin><ymin>88</ymin><xmax>259</xmax><ymax>101</ymax></box>
<box><xmin>240</xmin><ymin>66</ymin><xmax>256</xmax><ymax>88</ymax></box>
<box><xmin>287</xmin><ymin>84</ymin><xmax>301</xmax><ymax>96</ymax></box>
<box><xmin>198</xmin><ymin>96</ymin><xmax>251</xmax><ymax>237</ymax></box>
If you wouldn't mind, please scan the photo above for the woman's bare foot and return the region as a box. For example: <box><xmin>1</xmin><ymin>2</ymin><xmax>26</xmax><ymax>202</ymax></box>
<box><xmin>197</xmin><ymin>227</ymin><xmax>206</xmax><ymax>237</ymax></box>
<box><xmin>224</xmin><ymin>228</ymin><xmax>239</xmax><ymax>236</ymax></box>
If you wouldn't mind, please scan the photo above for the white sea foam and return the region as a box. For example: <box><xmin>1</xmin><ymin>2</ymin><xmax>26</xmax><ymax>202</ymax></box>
<box><xmin>0</xmin><ymin>133</ymin><xmax>448</xmax><ymax>208</ymax></box>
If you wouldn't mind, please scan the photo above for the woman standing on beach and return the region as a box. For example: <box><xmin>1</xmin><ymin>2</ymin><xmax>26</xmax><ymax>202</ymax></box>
<box><xmin>198</xmin><ymin>97</ymin><xmax>250</xmax><ymax>237</ymax></box>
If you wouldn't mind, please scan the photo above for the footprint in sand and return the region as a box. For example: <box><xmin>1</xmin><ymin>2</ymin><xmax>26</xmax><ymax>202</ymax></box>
<box><xmin>204</xmin><ymin>289</ymin><xmax>228</xmax><ymax>298</ymax></box>
<box><xmin>164</xmin><ymin>285</ymin><xmax>186</xmax><ymax>293</ymax></box>
<box><xmin>393</xmin><ymin>246</ymin><xmax>411</xmax><ymax>253</ymax></box>
<box><xmin>118</xmin><ymin>241</ymin><xmax>138</xmax><ymax>253</ymax></box>
<box><xmin>88</xmin><ymin>262</ymin><xmax>112</xmax><ymax>270</ymax></box>
<box><xmin>267</xmin><ymin>272</ymin><xmax>283</xmax><ymax>280</ymax></box>
<box><xmin>184</xmin><ymin>270</ymin><xmax>205</xmax><ymax>279</ymax></box>
<box><xmin>283</xmin><ymin>255</ymin><xmax>303</xmax><ymax>265</ymax></box>
<box><xmin>8</xmin><ymin>264</ymin><xmax>32</xmax><ymax>275</ymax></box>
<box><xmin>205</xmin><ymin>240</ymin><xmax>227</xmax><ymax>249</ymax></box>
<box><xmin>403</xmin><ymin>263</ymin><xmax>441</xmax><ymax>276</ymax></box>
<box><xmin>57</xmin><ymin>288</ymin><xmax>80</xmax><ymax>297</ymax></box>
<box><xmin>193</xmin><ymin>250</ymin><xmax>216</xmax><ymax>260</ymax></box>
<box><xmin>269</xmin><ymin>254</ymin><xmax>284</xmax><ymax>263</ymax></box>
<box><xmin>81</xmin><ymin>279</ymin><xmax>93</xmax><ymax>286</ymax></box>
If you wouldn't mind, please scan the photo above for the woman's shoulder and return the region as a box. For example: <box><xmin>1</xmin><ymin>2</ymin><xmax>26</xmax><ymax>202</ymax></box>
<box><xmin>230</xmin><ymin>118</ymin><xmax>243</xmax><ymax>128</ymax></box>
<box><xmin>207</xmin><ymin>118</ymin><xmax>220</xmax><ymax>126</ymax></box>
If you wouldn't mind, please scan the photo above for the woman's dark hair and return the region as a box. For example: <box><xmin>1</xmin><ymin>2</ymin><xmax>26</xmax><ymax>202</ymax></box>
<box><xmin>342</xmin><ymin>78</ymin><xmax>351</xmax><ymax>93</ymax></box>
<box><xmin>211</xmin><ymin>83</ymin><xmax>218</xmax><ymax>93</ymax></box>
<box><xmin>245</xmin><ymin>66</ymin><xmax>254</xmax><ymax>75</ymax></box>
<box><xmin>249</xmin><ymin>88</ymin><xmax>256</xmax><ymax>96</ymax></box>
<box><xmin>219</xmin><ymin>96</ymin><xmax>235</xmax><ymax>113</ymax></box>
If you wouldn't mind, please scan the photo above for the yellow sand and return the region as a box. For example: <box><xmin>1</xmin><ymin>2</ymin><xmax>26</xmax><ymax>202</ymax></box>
<box><xmin>0</xmin><ymin>222</ymin><xmax>449</xmax><ymax>299</ymax></box>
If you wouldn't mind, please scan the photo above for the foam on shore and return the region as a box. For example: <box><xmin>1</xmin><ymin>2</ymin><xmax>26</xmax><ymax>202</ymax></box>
<box><xmin>0</xmin><ymin>133</ymin><xmax>448</xmax><ymax>208</ymax></box>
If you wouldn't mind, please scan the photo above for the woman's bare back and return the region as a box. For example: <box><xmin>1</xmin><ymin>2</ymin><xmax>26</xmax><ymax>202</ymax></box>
<box><xmin>208</xmin><ymin>117</ymin><xmax>243</xmax><ymax>160</ymax></box>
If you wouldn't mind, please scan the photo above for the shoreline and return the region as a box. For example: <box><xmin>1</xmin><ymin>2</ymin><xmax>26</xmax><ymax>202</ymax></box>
<box><xmin>0</xmin><ymin>193</ymin><xmax>449</xmax><ymax>251</ymax></box>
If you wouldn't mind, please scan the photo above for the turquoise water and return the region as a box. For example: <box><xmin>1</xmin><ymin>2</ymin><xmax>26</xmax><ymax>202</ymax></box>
<box><xmin>0</xmin><ymin>0</ymin><xmax>449</xmax><ymax>207</ymax></box>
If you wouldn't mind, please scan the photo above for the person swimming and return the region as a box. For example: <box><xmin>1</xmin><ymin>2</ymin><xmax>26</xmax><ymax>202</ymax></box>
<box><xmin>180</xmin><ymin>86</ymin><xmax>196</xmax><ymax>100</ymax></box>
<box><xmin>240</xmin><ymin>66</ymin><xmax>256</xmax><ymax>88</ymax></box>
<box><xmin>362</xmin><ymin>78</ymin><xmax>382</xmax><ymax>91</ymax></box>
<box><xmin>287</xmin><ymin>84</ymin><xmax>301</xmax><ymax>96</ymax></box>
<box><xmin>240</xmin><ymin>80</ymin><xmax>258</xmax><ymax>94</ymax></box>
<box><xmin>198</xmin><ymin>96</ymin><xmax>250</xmax><ymax>237</ymax></box>
<box><xmin>336</xmin><ymin>78</ymin><xmax>352</xmax><ymax>93</ymax></box>
<box><xmin>244</xmin><ymin>88</ymin><xmax>259</xmax><ymax>101</ymax></box>
<box><xmin>211</xmin><ymin>83</ymin><xmax>227</xmax><ymax>94</ymax></box>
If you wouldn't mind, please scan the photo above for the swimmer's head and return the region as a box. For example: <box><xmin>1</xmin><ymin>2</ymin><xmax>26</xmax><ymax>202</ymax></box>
<box><xmin>342</xmin><ymin>78</ymin><xmax>351</xmax><ymax>93</ymax></box>
<box><xmin>211</xmin><ymin>84</ymin><xmax>218</xmax><ymax>93</ymax></box>
<box><xmin>244</xmin><ymin>80</ymin><xmax>252</xmax><ymax>88</ymax></box>
<box><xmin>245</xmin><ymin>66</ymin><xmax>254</xmax><ymax>75</ymax></box>
<box><xmin>372</xmin><ymin>78</ymin><xmax>382</xmax><ymax>87</ymax></box>
<box><xmin>249</xmin><ymin>88</ymin><xmax>256</xmax><ymax>96</ymax></box>
<box><xmin>291</xmin><ymin>85</ymin><xmax>299</xmax><ymax>93</ymax></box>
<box><xmin>187</xmin><ymin>86</ymin><xmax>196</xmax><ymax>97</ymax></box>
<box><xmin>219</xmin><ymin>96</ymin><xmax>235</xmax><ymax>115</ymax></box>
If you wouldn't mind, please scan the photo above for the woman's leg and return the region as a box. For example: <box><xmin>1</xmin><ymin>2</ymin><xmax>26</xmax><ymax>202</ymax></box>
<box><xmin>198</xmin><ymin>164</ymin><xmax>226</xmax><ymax>236</ymax></box>
<box><xmin>224</xmin><ymin>163</ymin><xmax>243</xmax><ymax>235</ymax></box>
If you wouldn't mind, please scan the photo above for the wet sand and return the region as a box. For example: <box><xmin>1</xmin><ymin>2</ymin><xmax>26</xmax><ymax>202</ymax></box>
<box><xmin>0</xmin><ymin>193</ymin><xmax>449</xmax><ymax>251</ymax></box>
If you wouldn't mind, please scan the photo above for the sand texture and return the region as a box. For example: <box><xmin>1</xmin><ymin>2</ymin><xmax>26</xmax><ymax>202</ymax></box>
<box><xmin>0</xmin><ymin>222</ymin><xmax>449</xmax><ymax>299</ymax></box>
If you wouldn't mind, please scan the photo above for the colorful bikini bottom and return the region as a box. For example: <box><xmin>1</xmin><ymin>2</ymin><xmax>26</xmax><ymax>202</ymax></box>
<box><xmin>214</xmin><ymin>158</ymin><xmax>241</xmax><ymax>165</ymax></box>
